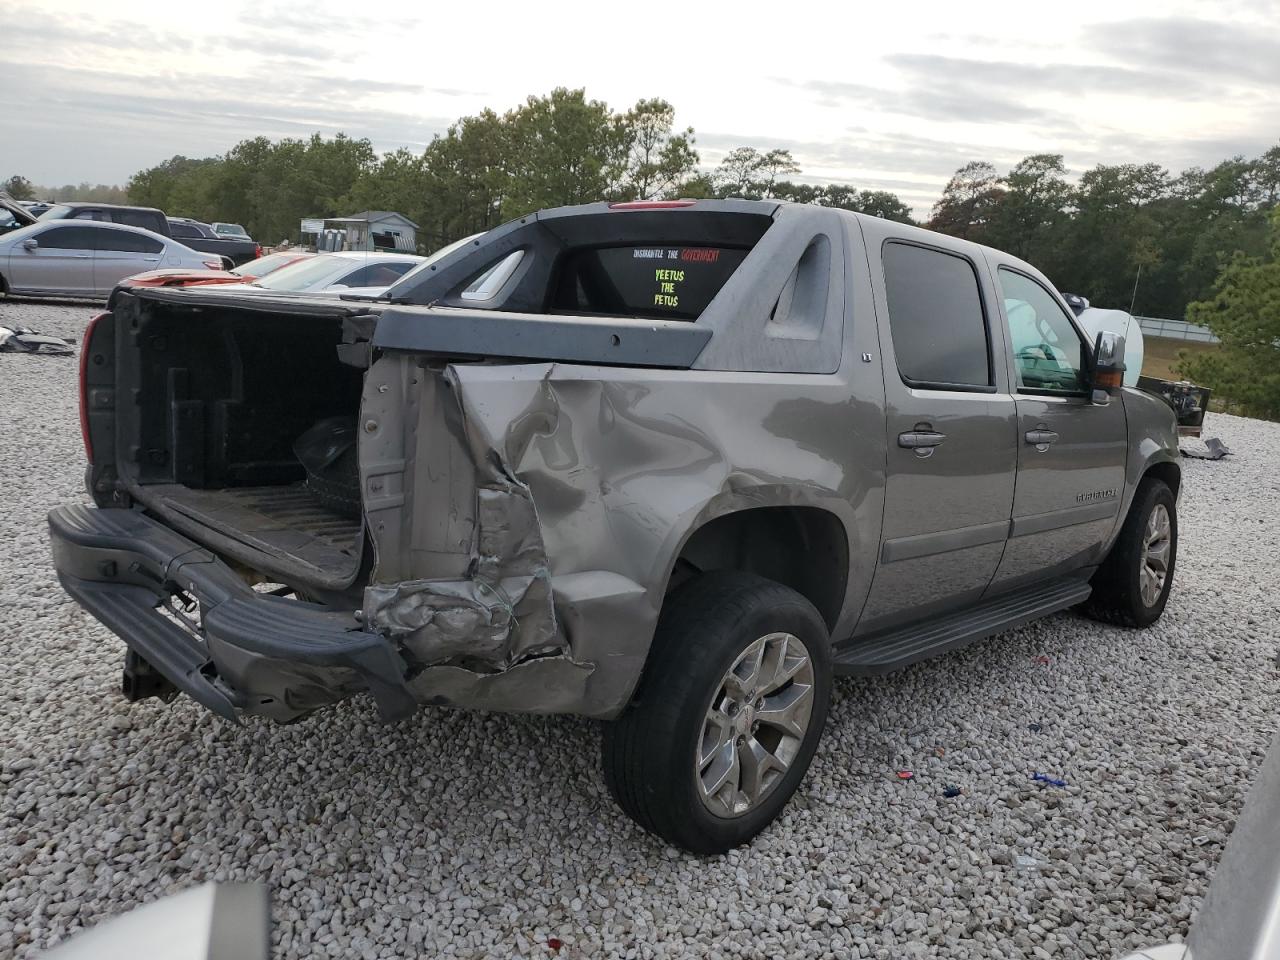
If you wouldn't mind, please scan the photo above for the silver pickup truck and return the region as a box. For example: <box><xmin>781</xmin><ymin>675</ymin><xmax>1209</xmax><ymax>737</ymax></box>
<box><xmin>50</xmin><ymin>199</ymin><xmax>1180</xmax><ymax>852</ymax></box>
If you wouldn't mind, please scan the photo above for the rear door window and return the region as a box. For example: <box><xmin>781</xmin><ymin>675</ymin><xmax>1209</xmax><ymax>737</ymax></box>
<box><xmin>117</xmin><ymin>210</ymin><xmax>164</xmax><ymax>233</ymax></box>
<box><xmin>95</xmin><ymin>228</ymin><xmax>164</xmax><ymax>254</ymax></box>
<box><xmin>36</xmin><ymin>225</ymin><xmax>100</xmax><ymax>249</ymax></box>
<box><xmin>882</xmin><ymin>241</ymin><xmax>991</xmax><ymax>389</ymax></box>
<box><xmin>168</xmin><ymin>222</ymin><xmax>201</xmax><ymax>239</ymax></box>
<box><xmin>551</xmin><ymin>245</ymin><xmax>749</xmax><ymax>321</ymax></box>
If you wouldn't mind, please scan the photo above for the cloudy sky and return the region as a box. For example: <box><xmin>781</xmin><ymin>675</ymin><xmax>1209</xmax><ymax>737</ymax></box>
<box><xmin>3</xmin><ymin>0</ymin><xmax>1278</xmax><ymax>215</ymax></box>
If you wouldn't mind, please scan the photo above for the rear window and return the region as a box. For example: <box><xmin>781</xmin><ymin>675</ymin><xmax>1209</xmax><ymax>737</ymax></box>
<box><xmin>551</xmin><ymin>245</ymin><xmax>749</xmax><ymax>321</ymax></box>
<box><xmin>882</xmin><ymin>241</ymin><xmax>991</xmax><ymax>389</ymax></box>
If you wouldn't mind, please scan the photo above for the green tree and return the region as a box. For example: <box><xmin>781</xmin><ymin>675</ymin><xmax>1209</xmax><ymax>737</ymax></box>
<box><xmin>3</xmin><ymin>175</ymin><xmax>34</xmax><ymax>200</ymax></box>
<box><xmin>927</xmin><ymin>161</ymin><xmax>1005</xmax><ymax>241</ymax></box>
<box><xmin>1179</xmin><ymin>207</ymin><xmax>1280</xmax><ymax>417</ymax></box>
<box><xmin>714</xmin><ymin>147</ymin><xmax>765</xmax><ymax>197</ymax></box>
<box><xmin>613</xmin><ymin>98</ymin><xmax>698</xmax><ymax>200</ymax></box>
<box><xmin>712</xmin><ymin>147</ymin><xmax>800</xmax><ymax>199</ymax></box>
<box><xmin>989</xmin><ymin>154</ymin><xmax>1071</xmax><ymax>263</ymax></box>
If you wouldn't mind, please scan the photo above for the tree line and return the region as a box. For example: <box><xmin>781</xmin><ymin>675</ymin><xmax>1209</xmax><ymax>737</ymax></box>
<box><xmin>6</xmin><ymin>87</ymin><xmax>1278</xmax><ymax>328</ymax></box>
<box><xmin>116</xmin><ymin>89</ymin><xmax>914</xmax><ymax>252</ymax></box>
<box><xmin>927</xmin><ymin>151</ymin><xmax>1280</xmax><ymax>321</ymax></box>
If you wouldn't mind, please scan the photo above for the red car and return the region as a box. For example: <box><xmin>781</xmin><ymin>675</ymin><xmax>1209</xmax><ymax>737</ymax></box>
<box><xmin>110</xmin><ymin>251</ymin><xmax>315</xmax><ymax>304</ymax></box>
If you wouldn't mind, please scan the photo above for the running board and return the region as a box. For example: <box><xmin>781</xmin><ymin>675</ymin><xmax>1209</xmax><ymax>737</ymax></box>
<box><xmin>834</xmin><ymin>578</ymin><xmax>1092</xmax><ymax>676</ymax></box>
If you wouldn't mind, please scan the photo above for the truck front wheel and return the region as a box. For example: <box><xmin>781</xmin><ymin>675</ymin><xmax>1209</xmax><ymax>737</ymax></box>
<box><xmin>1085</xmin><ymin>477</ymin><xmax>1177</xmax><ymax>627</ymax></box>
<box><xmin>602</xmin><ymin>571</ymin><xmax>832</xmax><ymax>854</ymax></box>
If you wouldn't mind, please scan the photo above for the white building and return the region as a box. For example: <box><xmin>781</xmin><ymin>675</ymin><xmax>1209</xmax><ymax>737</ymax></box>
<box><xmin>300</xmin><ymin>211</ymin><xmax>419</xmax><ymax>252</ymax></box>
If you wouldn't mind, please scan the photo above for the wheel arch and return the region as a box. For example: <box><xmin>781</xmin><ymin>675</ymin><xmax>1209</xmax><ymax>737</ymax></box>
<box><xmin>1142</xmin><ymin>458</ymin><xmax>1181</xmax><ymax>500</ymax></box>
<box><xmin>662</xmin><ymin>504</ymin><xmax>849</xmax><ymax>633</ymax></box>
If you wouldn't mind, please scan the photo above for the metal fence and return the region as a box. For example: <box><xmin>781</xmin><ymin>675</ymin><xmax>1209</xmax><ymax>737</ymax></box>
<box><xmin>1135</xmin><ymin>316</ymin><xmax>1221</xmax><ymax>343</ymax></box>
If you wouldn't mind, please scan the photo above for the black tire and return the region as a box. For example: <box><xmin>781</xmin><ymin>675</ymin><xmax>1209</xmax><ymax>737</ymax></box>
<box><xmin>303</xmin><ymin>445</ymin><xmax>361</xmax><ymax>519</ymax></box>
<box><xmin>602</xmin><ymin>571</ymin><xmax>832</xmax><ymax>854</ymax></box>
<box><xmin>1084</xmin><ymin>478</ymin><xmax>1177</xmax><ymax>627</ymax></box>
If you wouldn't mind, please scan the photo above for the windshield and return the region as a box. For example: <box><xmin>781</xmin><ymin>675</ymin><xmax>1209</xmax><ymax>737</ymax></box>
<box><xmin>231</xmin><ymin>252</ymin><xmax>306</xmax><ymax>277</ymax></box>
<box><xmin>251</xmin><ymin>255</ymin><xmax>351</xmax><ymax>291</ymax></box>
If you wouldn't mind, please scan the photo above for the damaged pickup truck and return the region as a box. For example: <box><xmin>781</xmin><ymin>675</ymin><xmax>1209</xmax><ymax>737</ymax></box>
<box><xmin>50</xmin><ymin>199</ymin><xmax>1181</xmax><ymax>852</ymax></box>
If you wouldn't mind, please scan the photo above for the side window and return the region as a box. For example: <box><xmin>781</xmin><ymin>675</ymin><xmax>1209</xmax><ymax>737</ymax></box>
<box><xmin>997</xmin><ymin>268</ymin><xmax>1088</xmax><ymax>394</ymax></box>
<box><xmin>120</xmin><ymin>211</ymin><xmax>163</xmax><ymax>233</ymax></box>
<box><xmin>95</xmin><ymin>228</ymin><xmax>164</xmax><ymax>254</ymax></box>
<box><xmin>882</xmin><ymin>241</ymin><xmax>991</xmax><ymax>389</ymax></box>
<box><xmin>36</xmin><ymin>225</ymin><xmax>99</xmax><ymax>249</ymax></box>
<box><xmin>169</xmin><ymin>222</ymin><xmax>199</xmax><ymax>239</ymax></box>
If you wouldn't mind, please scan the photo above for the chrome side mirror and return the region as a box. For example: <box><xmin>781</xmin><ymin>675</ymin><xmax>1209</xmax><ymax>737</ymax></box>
<box><xmin>1091</xmin><ymin>331</ymin><xmax>1126</xmax><ymax>405</ymax></box>
<box><xmin>21</xmin><ymin>238</ymin><xmax>38</xmax><ymax>251</ymax></box>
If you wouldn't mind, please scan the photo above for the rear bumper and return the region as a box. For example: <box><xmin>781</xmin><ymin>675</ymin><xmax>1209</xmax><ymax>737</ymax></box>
<box><xmin>48</xmin><ymin>505</ymin><xmax>417</xmax><ymax>722</ymax></box>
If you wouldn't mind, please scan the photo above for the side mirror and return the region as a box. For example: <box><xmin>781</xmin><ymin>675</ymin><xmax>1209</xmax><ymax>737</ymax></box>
<box><xmin>21</xmin><ymin>238</ymin><xmax>38</xmax><ymax>251</ymax></box>
<box><xmin>1090</xmin><ymin>331</ymin><xmax>1126</xmax><ymax>405</ymax></box>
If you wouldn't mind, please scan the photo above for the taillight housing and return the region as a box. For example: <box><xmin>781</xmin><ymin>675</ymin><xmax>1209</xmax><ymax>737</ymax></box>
<box><xmin>79</xmin><ymin>312</ymin><xmax>108</xmax><ymax>463</ymax></box>
<box><xmin>254</xmin><ymin>244</ymin><xmax>263</xmax><ymax>259</ymax></box>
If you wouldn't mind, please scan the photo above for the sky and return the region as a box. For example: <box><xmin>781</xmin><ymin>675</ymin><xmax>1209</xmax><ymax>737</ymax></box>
<box><xmin>2</xmin><ymin>0</ymin><xmax>1278</xmax><ymax>216</ymax></box>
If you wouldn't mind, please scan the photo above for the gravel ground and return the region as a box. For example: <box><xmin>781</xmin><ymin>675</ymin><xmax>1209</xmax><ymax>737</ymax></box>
<box><xmin>2</xmin><ymin>298</ymin><xmax>1278</xmax><ymax>960</ymax></box>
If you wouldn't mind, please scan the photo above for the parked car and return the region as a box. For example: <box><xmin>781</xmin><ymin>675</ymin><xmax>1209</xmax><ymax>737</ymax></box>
<box><xmin>212</xmin><ymin>222</ymin><xmax>252</xmax><ymax>240</ymax></box>
<box><xmin>0</xmin><ymin>220</ymin><xmax>221</xmax><ymax>298</ymax></box>
<box><xmin>207</xmin><ymin>251</ymin><xmax>424</xmax><ymax>295</ymax></box>
<box><xmin>51</xmin><ymin>199</ymin><xmax>1180</xmax><ymax>853</ymax></box>
<box><xmin>107</xmin><ymin>251</ymin><xmax>315</xmax><ymax>306</ymax></box>
<box><xmin>166</xmin><ymin>217</ymin><xmax>261</xmax><ymax>267</ymax></box>
<box><xmin>38</xmin><ymin>202</ymin><xmax>171</xmax><ymax>238</ymax></box>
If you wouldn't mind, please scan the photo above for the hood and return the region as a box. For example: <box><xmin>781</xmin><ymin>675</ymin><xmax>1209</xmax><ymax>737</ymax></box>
<box><xmin>0</xmin><ymin>192</ymin><xmax>38</xmax><ymax>228</ymax></box>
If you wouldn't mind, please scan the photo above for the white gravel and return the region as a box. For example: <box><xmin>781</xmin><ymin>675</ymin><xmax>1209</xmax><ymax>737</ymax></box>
<box><xmin>2</xmin><ymin>298</ymin><xmax>1279</xmax><ymax>960</ymax></box>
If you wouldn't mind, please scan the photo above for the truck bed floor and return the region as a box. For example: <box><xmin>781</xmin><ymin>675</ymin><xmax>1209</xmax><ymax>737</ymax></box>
<box><xmin>139</xmin><ymin>483</ymin><xmax>361</xmax><ymax>579</ymax></box>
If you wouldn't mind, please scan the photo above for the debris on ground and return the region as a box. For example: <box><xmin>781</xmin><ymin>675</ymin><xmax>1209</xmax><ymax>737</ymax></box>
<box><xmin>943</xmin><ymin>785</ymin><xmax>962</xmax><ymax>798</ymax></box>
<box><xmin>0</xmin><ymin>325</ymin><xmax>76</xmax><ymax>355</ymax></box>
<box><xmin>1181</xmin><ymin>437</ymin><xmax>1231</xmax><ymax>460</ymax></box>
<box><xmin>1028</xmin><ymin>723</ymin><xmax>1044</xmax><ymax>733</ymax></box>
<box><xmin>1031</xmin><ymin>772</ymin><xmax>1068</xmax><ymax>788</ymax></box>
<box><xmin>896</xmin><ymin>770</ymin><xmax>914</xmax><ymax>781</ymax></box>
<box><xmin>1032</xmin><ymin>654</ymin><xmax>1052</xmax><ymax>666</ymax></box>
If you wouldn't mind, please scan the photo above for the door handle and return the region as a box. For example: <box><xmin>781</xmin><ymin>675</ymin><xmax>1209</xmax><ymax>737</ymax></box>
<box><xmin>1025</xmin><ymin>428</ymin><xmax>1059</xmax><ymax>447</ymax></box>
<box><xmin>898</xmin><ymin>430</ymin><xmax>947</xmax><ymax>449</ymax></box>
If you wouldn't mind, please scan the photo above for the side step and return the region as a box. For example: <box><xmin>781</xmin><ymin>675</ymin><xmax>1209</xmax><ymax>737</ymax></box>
<box><xmin>834</xmin><ymin>578</ymin><xmax>1092</xmax><ymax>676</ymax></box>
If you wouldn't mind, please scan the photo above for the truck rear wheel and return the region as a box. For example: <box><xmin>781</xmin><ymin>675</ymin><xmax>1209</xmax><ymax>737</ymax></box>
<box><xmin>1085</xmin><ymin>477</ymin><xmax>1177</xmax><ymax>627</ymax></box>
<box><xmin>602</xmin><ymin>571</ymin><xmax>832</xmax><ymax>854</ymax></box>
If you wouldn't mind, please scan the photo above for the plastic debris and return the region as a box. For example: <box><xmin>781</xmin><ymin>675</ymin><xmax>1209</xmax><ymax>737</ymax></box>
<box><xmin>547</xmin><ymin>937</ymin><xmax>564</xmax><ymax>952</ymax></box>
<box><xmin>1014</xmin><ymin>854</ymin><xmax>1040</xmax><ymax>871</ymax></box>
<box><xmin>1031</xmin><ymin>772</ymin><xmax>1067</xmax><ymax>788</ymax></box>
<box><xmin>1180</xmin><ymin>437</ymin><xmax>1231</xmax><ymax>461</ymax></box>
<box><xmin>1028</xmin><ymin>723</ymin><xmax>1044</xmax><ymax>733</ymax></box>
<box><xmin>896</xmin><ymin>770</ymin><xmax>914</xmax><ymax>781</ymax></box>
<box><xmin>942</xmin><ymin>785</ymin><xmax>962</xmax><ymax>798</ymax></box>
<box><xmin>1031</xmin><ymin>654</ymin><xmax>1052</xmax><ymax>666</ymax></box>
<box><xmin>0</xmin><ymin>325</ymin><xmax>75</xmax><ymax>355</ymax></box>
<box><xmin>1192</xmin><ymin>835</ymin><xmax>1212</xmax><ymax>846</ymax></box>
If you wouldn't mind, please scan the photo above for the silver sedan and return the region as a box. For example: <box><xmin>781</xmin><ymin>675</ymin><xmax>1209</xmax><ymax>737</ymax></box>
<box><xmin>0</xmin><ymin>220</ymin><xmax>220</xmax><ymax>298</ymax></box>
